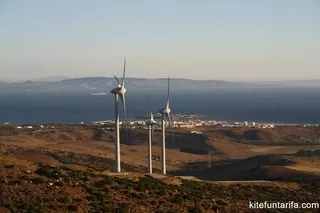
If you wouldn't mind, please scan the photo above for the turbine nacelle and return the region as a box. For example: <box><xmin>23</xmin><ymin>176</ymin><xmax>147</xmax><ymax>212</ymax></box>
<box><xmin>111</xmin><ymin>86</ymin><xmax>127</xmax><ymax>95</ymax></box>
<box><xmin>146</xmin><ymin>119</ymin><xmax>157</xmax><ymax>126</ymax></box>
<box><xmin>159</xmin><ymin>107</ymin><xmax>171</xmax><ymax>115</ymax></box>
<box><xmin>110</xmin><ymin>58</ymin><xmax>127</xmax><ymax>96</ymax></box>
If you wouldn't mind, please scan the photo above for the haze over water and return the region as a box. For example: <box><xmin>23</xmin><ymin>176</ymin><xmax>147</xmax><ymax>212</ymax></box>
<box><xmin>1</xmin><ymin>1</ymin><xmax>319</xmax><ymax>125</ymax></box>
<box><xmin>1</xmin><ymin>87</ymin><xmax>320</xmax><ymax>124</ymax></box>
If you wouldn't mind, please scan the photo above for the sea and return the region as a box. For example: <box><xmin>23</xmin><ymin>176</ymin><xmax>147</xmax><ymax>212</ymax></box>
<box><xmin>0</xmin><ymin>87</ymin><xmax>320</xmax><ymax>125</ymax></box>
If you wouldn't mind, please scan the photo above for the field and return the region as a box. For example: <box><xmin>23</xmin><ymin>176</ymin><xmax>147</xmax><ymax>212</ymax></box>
<box><xmin>1</xmin><ymin>125</ymin><xmax>320</xmax><ymax>212</ymax></box>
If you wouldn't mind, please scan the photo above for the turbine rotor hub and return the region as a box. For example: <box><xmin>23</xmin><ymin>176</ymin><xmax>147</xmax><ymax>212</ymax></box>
<box><xmin>111</xmin><ymin>87</ymin><xmax>126</xmax><ymax>95</ymax></box>
<box><xmin>159</xmin><ymin>107</ymin><xmax>171</xmax><ymax>115</ymax></box>
<box><xmin>146</xmin><ymin>120</ymin><xmax>156</xmax><ymax>126</ymax></box>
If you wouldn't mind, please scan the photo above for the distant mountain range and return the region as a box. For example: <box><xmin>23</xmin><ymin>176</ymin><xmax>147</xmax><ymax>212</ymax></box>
<box><xmin>31</xmin><ymin>76</ymin><xmax>69</xmax><ymax>82</ymax></box>
<box><xmin>0</xmin><ymin>77</ymin><xmax>319</xmax><ymax>93</ymax></box>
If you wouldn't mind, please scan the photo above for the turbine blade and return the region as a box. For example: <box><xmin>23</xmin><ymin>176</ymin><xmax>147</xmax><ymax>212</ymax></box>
<box><xmin>121</xmin><ymin>58</ymin><xmax>126</xmax><ymax>87</ymax></box>
<box><xmin>151</xmin><ymin>125</ymin><xmax>154</xmax><ymax>138</ymax></box>
<box><xmin>120</xmin><ymin>94</ymin><xmax>128</xmax><ymax>137</ymax></box>
<box><xmin>170</xmin><ymin>126</ymin><xmax>175</xmax><ymax>148</ymax></box>
<box><xmin>165</xmin><ymin>113</ymin><xmax>175</xmax><ymax>148</ymax></box>
<box><xmin>114</xmin><ymin>75</ymin><xmax>120</xmax><ymax>86</ymax></box>
<box><xmin>167</xmin><ymin>113</ymin><xmax>172</xmax><ymax>127</ymax></box>
<box><xmin>146</xmin><ymin>94</ymin><xmax>154</xmax><ymax>121</ymax></box>
<box><xmin>166</xmin><ymin>76</ymin><xmax>170</xmax><ymax>108</ymax></box>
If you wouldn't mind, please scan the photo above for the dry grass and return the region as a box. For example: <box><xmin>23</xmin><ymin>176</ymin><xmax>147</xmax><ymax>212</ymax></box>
<box><xmin>286</xmin><ymin>156</ymin><xmax>320</xmax><ymax>175</ymax></box>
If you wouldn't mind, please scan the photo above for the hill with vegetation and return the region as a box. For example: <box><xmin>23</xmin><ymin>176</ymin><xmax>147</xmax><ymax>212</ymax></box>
<box><xmin>1</xmin><ymin>126</ymin><xmax>320</xmax><ymax>212</ymax></box>
<box><xmin>1</xmin><ymin>147</ymin><xmax>320</xmax><ymax>212</ymax></box>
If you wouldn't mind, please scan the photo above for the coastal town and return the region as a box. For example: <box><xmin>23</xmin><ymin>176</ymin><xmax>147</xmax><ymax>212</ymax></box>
<box><xmin>2</xmin><ymin>113</ymin><xmax>318</xmax><ymax>134</ymax></box>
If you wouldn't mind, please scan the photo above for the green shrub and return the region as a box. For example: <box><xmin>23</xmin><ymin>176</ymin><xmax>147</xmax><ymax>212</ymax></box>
<box><xmin>16</xmin><ymin>203</ymin><xmax>38</xmax><ymax>212</ymax></box>
<box><xmin>67</xmin><ymin>205</ymin><xmax>78</xmax><ymax>212</ymax></box>
<box><xmin>188</xmin><ymin>206</ymin><xmax>202</xmax><ymax>213</ymax></box>
<box><xmin>31</xmin><ymin>177</ymin><xmax>45</xmax><ymax>184</ymax></box>
<box><xmin>57</xmin><ymin>197</ymin><xmax>70</xmax><ymax>203</ymax></box>
<box><xmin>95</xmin><ymin>179</ymin><xmax>113</xmax><ymax>188</ymax></box>
<box><xmin>35</xmin><ymin>165</ymin><xmax>62</xmax><ymax>179</ymax></box>
<box><xmin>170</xmin><ymin>195</ymin><xmax>184</xmax><ymax>204</ymax></box>
<box><xmin>119</xmin><ymin>203</ymin><xmax>131</xmax><ymax>213</ymax></box>
<box><xmin>73</xmin><ymin>198</ymin><xmax>82</xmax><ymax>202</ymax></box>
<box><xmin>134</xmin><ymin>177</ymin><xmax>165</xmax><ymax>192</ymax></box>
<box><xmin>54</xmin><ymin>181</ymin><xmax>64</xmax><ymax>187</ymax></box>
<box><xmin>8</xmin><ymin>179</ymin><xmax>22</xmax><ymax>185</ymax></box>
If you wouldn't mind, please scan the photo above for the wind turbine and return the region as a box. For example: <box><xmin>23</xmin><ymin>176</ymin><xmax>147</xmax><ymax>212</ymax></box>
<box><xmin>110</xmin><ymin>58</ymin><xmax>127</xmax><ymax>173</ymax></box>
<box><xmin>158</xmin><ymin>77</ymin><xmax>172</xmax><ymax>175</ymax></box>
<box><xmin>146</xmin><ymin>95</ymin><xmax>156</xmax><ymax>174</ymax></box>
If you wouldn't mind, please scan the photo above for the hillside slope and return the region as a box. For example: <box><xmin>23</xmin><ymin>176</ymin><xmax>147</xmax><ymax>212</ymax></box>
<box><xmin>1</xmin><ymin>147</ymin><xmax>320</xmax><ymax>212</ymax></box>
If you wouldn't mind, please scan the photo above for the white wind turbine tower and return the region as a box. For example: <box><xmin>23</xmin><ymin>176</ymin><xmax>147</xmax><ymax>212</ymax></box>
<box><xmin>146</xmin><ymin>95</ymin><xmax>156</xmax><ymax>174</ymax></box>
<box><xmin>158</xmin><ymin>77</ymin><xmax>172</xmax><ymax>175</ymax></box>
<box><xmin>110</xmin><ymin>58</ymin><xmax>128</xmax><ymax>173</ymax></box>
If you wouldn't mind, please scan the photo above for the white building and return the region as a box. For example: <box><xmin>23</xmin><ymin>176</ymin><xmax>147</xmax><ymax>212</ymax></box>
<box><xmin>191</xmin><ymin>131</ymin><xmax>203</xmax><ymax>134</ymax></box>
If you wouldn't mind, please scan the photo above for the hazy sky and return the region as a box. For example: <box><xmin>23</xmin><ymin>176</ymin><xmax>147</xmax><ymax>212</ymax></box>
<box><xmin>0</xmin><ymin>0</ymin><xmax>319</xmax><ymax>81</ymax></box>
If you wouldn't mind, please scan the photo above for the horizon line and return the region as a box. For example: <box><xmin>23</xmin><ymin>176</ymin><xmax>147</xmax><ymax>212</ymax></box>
<box><xmin>2</xmin><ymin>76</ymin><xmax>320</xmax><ymax>83</ymax></box>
